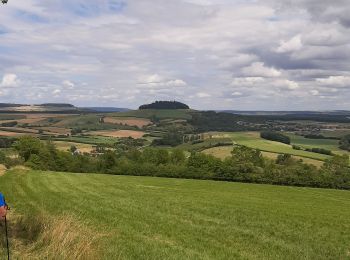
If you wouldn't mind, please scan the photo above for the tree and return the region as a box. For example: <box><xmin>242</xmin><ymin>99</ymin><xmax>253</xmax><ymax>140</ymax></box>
<box><xmin>13</xmin><ymin>136</ymin><xmax>43</xmax><ymax>161</ymax></box>
<box><xmin>339</xmin><ymin>135</ymin><xmax>350</xmax><ymax>151</ymax></box>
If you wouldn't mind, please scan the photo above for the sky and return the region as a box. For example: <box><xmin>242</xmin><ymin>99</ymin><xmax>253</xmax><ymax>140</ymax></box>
<box><xmin>0</xmin><ymin>0</ymin><xmax>350</xmax><ymax>110</ymax></box>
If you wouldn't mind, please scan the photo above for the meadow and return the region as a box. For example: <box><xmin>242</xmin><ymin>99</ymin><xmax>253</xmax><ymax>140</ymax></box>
<box><xmin>1</xmin><ymin>169</ymin><xmax>350</xmax><ymax>259</ymax></box>
<box><xmin>208</xmin><ymin>132</ymin><xmax>337</xmax><ymax>161</ymax></box>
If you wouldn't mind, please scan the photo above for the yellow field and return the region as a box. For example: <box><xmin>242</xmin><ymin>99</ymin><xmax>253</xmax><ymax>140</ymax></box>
<box><xmin>87</xmin><ymin>130</ymin><xmax>145</xmax><ymax>138</ymax></box>
<box><xmin>54</xmin><ymin>141</ymin><xmax>94</xmax><ymax>153</ymax></box>
<box><xmin>104</xmin><ymin>117</ymin><xmax>151</xmax><ymax>128</ymax></box>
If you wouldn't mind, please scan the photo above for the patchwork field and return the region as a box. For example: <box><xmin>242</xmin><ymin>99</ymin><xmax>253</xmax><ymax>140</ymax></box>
<box><xmin>35</xmin><ymin>127</ymin><xmax>71</xmax><ymax>135</ymax></box>
<box><xmin>54</xmin><ymin>141</ymin><xmax>94</xmax><ymax>153</ymax></box>
<box><xmin>0</xmin><ymin>113</ymin><xmax>75</xmax><ymax>125</ymax></box>
<box><xmin>103</xmin><ymin>117</ymin><xmax>151</xmax><ymax>128</ymax></box>
<box><xmin>0</xmin><ymin>130</ymin><xmax>28</xmax><ymax>137</ymax></box>
<box><xmin>202</xmin><ymin>146</ymin><xmax>325</xmax><ymax>167</ymax></box>
<box><xmin>1</xmin><ymin>169</ymin><xmax>350</xmax><ymax>259</ymax></box>
<box><xmin>55</xmin><ymin>135</ymin><xmax>118</xmax><ymax>145</ymax></box>
<box><xmin>210</xmin><ymin>132</ymin><xmax>333</xmax><ymax>161</ymax></box>
<box><xmin>88</xmin><ymin>130</ymin><xmax>145</xmax><ymax>138</ymax></box>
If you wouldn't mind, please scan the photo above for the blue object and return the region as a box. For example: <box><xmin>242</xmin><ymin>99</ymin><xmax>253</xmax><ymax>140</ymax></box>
<box><xmin>0</xmin><ymin>193</ymin><xmax>5</xmax><ymax>207</ymax></box>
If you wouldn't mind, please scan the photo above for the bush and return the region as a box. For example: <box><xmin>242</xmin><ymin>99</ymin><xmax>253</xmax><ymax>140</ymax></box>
<box><xmin>260</xmin><ymin>131</ymin><xmax>291</xmax><ymax>144</ymax></box>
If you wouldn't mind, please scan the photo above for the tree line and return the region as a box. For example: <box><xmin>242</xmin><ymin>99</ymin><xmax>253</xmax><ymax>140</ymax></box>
<box><xmin>1</xmin><ymin>136</ymin><xmax>349</xmax><ymax>190</ymax></box>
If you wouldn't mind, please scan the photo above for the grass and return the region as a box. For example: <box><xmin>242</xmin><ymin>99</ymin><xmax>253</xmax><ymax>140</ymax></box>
<box><xmin>202</xmin><ymin>147</ymin><xmax>325</xmax><ymax>167</ymax></box>
<box><xmin>55</xmin><ymin>135</ymin><xmax>118</xmax><ymax>145</ymax></box>
<box><xmin>54</xmin><ymin>141</ymin><xmax>94</xmax><ymax>153</ymax></box>
<box><xmin>286</xmin><ymin>133</ymin><xmax>349</xmax><ymax>155</ymax></box>
<box><xmin>2</xmin><ymin>169</ymin><xmax>350</xmax><ymax>259</ymax></box>
<box><xmin>177</xmin><ymin>138</ymin><xmax>232</xmax><ymax>151</ymax></box>
<box><xmin>111</xmin><ymin>109</ymin><xmax>193</xmax><ymax>120</ymax></box>
<box><xmin>212</xmin><ymin>132</ymin><xmax>332</xmax><ymax>161</ymax></box>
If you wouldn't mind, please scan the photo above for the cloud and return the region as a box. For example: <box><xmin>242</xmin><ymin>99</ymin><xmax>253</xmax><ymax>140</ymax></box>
<box><xmin>196</xmin><ymin>92</ymin><xmax>210</xmax><ymax>98</ymax></box>
<box><xmin>276</xmin><ymin>35</ymin><xmax>302</xmax><ymax>53</ymax></box>
<box><xmin>0</xmin><ymin>0</ymin><xmax>350</xmax><ymax>109</ymax></box>
<box><xmin>0</xmin><ymin>74</ymin><xmax>20</xmax><ymax>87</ymax></box>
<box><xmin>62</xmin><ymin>80</ymin><xmax>75</xmax><ymax>88</ymax></box>
<box><xmin>138</xmin><ymin>74</ymin><xmax>187</xmax><ymax>88</ymax></box>
<box><xmin>316</xmin><ymin>76</ymin><xmax>350</xmax><ymax>87</ymax></box>
<box><xmin>52</xmin><ymin>89</ymin><xmax>61</xmax><ymax>95</ymax></box>
<box><xmin>242</xmin><ymin>62</ymin><xmax>282</xmax><ymax>78</ymax></box>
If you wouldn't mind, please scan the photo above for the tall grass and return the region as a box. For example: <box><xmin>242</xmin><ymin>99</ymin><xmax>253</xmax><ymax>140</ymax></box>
<box><xmin>1</xmin><ymin>212</ymin><xmax>101</xmax><ymax>259</ymax></box>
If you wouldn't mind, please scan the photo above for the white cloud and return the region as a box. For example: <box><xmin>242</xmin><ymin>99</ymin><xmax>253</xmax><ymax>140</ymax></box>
<box><xmin>196</xmin><ymin>92</ymin><xmax>211</xmax><ymax>98</ymax></box>
<box><xmin>138</xmin><ymin>74</ymin><xmax>187</xmax><ymax>88</ymax></box>
<box><xmin>281</xmin><ymin>80</ymin><xmax>300</xmax><ymax>90</ymax></box>
<box><xmin>62</xmin><ymin>80</ymin><xmax>75</xmax><ymax>88</ymax></box>
<box><xmin>242</xmin><ymin>62</ymin><xmax>281</xmax><ymax>78</ymax></box>
<box><xmin>0</xmin><ymin>74</ymin><xmax>20</xmax><ymax>87</ymax></box>
<box><xmin>232</xmin><ymin>91</ymin><xmax>243</xmax><ymax>96</ymax></box>
<box><xmin>166</xmin><ymin>79</ymin><xmax>187</xmax><ymax>87</ymax></box>
<box><xmin>310</xmin><ymin>90</ymin><xmax>319</xmax><ymax>96</ymax></box>
<box><xmin>52</xmin><ymin>89</ymin><xmax>61</xmax><ymax>95</ymax></box>
<box><xmin>276</xmin><ymin>35</ymin><xmax>302</xmax><ymax>53</ymax></box>
<box><xmin>231</xmin><ymin>77</ymin><xmax>265</xmax><ymax>87</ymax></box>
<box><xmin>316</xmin><ymin>76</ymin><xmax>350</xmax><ymax>87</ymax></box>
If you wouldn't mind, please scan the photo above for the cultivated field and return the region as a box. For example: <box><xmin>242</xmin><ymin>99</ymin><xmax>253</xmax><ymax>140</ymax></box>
<box><xmin>211</xmin><ymin>132</ymin><xmax>333</xmax><ymax>161</ymax></box>
<box><xmin>1</xmin><ymin>169</ymin><xmax>350</xmax><ymax>259</ymax></box>
<box><xmin>103</xmin><ymin>117</ymin><xmax>151</xmax><ymax>128</ymax></box>
<box><xmin>88</xmin><ymin>130</ymin><xmax>145</xmax><ymax>139</ymax></box>
<box><xmin>113</xmin><ymin>109</ymin><xmax>193</xmax><ymax>120</ymax></box>
<box><xmin>54</xmin><ymin>141</ymin><xmax>94</xmax><ymax>153</ymax></box>
<box><xmin>0</xmin><ymin>113</ymin><xmax>75</xmax><ymax>125</ymax></box>
<box><xmin>0</xmin><ymin>130</ymin><xmax>28</xmax><ymax>137</ymax></box>
<box><xmin>202</xmin><ymin>146</ymin><xmax>325</xmax><ymax>167</ymax></box>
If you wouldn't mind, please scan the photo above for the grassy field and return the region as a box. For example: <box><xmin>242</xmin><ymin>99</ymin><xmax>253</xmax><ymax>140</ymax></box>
<box><xmin>211</xmin><ymin>132</ymin><xmax>333</xmax><ymax>161</ymax></box>
<box><xmin>54</xmin><ymin>141</ymin><xmax>94</xmax><ymax>153</ymax></box>
<box><xmin>55</xmin><ymin>135</ymin><xmax>118</xmax><ymax>145</ymax></box>
<box><xmin>202</xmin><ymin>147</ymin><xmax>325</xmax><ymax>167</ymax></box>
<box><xmin>1</xmin><ymin>169</ymin><xmax>350</xmax><ymax>259</ymax></box>
<box><xmin>112</xmin><ymin>109</ymin><xmax>193</xmax><ymax>120</ymax></box>
<box><xmin>285</xmin><ymin>133</ymin><xmax>349</xmax><ymax>155</ymax></box>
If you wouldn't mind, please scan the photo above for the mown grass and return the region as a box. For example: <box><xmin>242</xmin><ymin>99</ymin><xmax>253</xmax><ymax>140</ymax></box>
<box><xmin>212</xmin><ymin>132</ymin><xmax>332</xmax><ymax>161</ymax></box>
<box><xmin>1</xmin><ymin>169</ymin><xmax>350</xmax><ymax>259</ymax></box>
<box><xmin>286</xmin><ymin>133</ymin><xmax>349</xmax><ymax>155</ymax></box>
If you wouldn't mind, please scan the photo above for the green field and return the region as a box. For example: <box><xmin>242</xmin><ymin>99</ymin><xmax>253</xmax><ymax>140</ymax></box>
<box><xmin>211</xmin><ymin>132</ymin><xmax>332</xmax><ymax>161</ymax></box>
<box><xmin>286</xmin><ymin>133</ymin><xmax>350</xmax><ymax>155</ymax></box>
<box><xmin>1</xmin><ymin>169</ymin><xmax>350</xmax><ymax>259</ymax></box>
<box><xmin>112</xmin><ymin>109</ymin><xmax>193</xmax><ymax>120</ymax></box>
<box><xmin>55</xmin><ymin>135</ymin><xmax>119</xmax><ymax>145</ymax></box>
<box><xmin>203</xmin><ymin>146</ymin><xmax>325</xmax><ymax>167</ymax></box>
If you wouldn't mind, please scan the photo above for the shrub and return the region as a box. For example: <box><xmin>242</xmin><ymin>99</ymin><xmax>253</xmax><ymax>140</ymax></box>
<box><xmin>260</xmin><ymin>131</ymin><xmax>291</xmax><ymax>144</ymax></box>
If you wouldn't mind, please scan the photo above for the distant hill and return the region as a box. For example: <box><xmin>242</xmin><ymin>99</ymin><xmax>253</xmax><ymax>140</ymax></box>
<box><xmin>0</xmin><ymin>103</ymin><xmax>79</xmax><ymax>113</ymax></box>
<box><xmin>39</xmin><ymin>103</ymin><xmax>75</xmax><ymax>108</ymax></box>
<box><xmin>139</xmin><ymin>101</ymin><xmax>189</xmax><ymax>110</ymax></box>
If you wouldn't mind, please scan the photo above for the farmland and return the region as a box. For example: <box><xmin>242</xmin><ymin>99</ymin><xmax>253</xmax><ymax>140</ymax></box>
<box><xmin>207</xmin><ymin>132</ymin><xmax>332</xmax><ymax>161</ymax></box>
<box><xmin>103</xmin><ymin>117</ymin><xmax>151</xmax><ymax>128</ymax></box>
<box><xmin>1</xmin><ymin>169</ymin><xmax>350</xmax><ymax>259</ymax></box>
<box><xmin>54</xmin><ymin>141</ymin><xmax>95</xmax><ymax>153</ymax></box>
<box><xmin>87</xmin><ymin>130</ymin><xmax>145</xmax><ymax>139</ymax></box>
